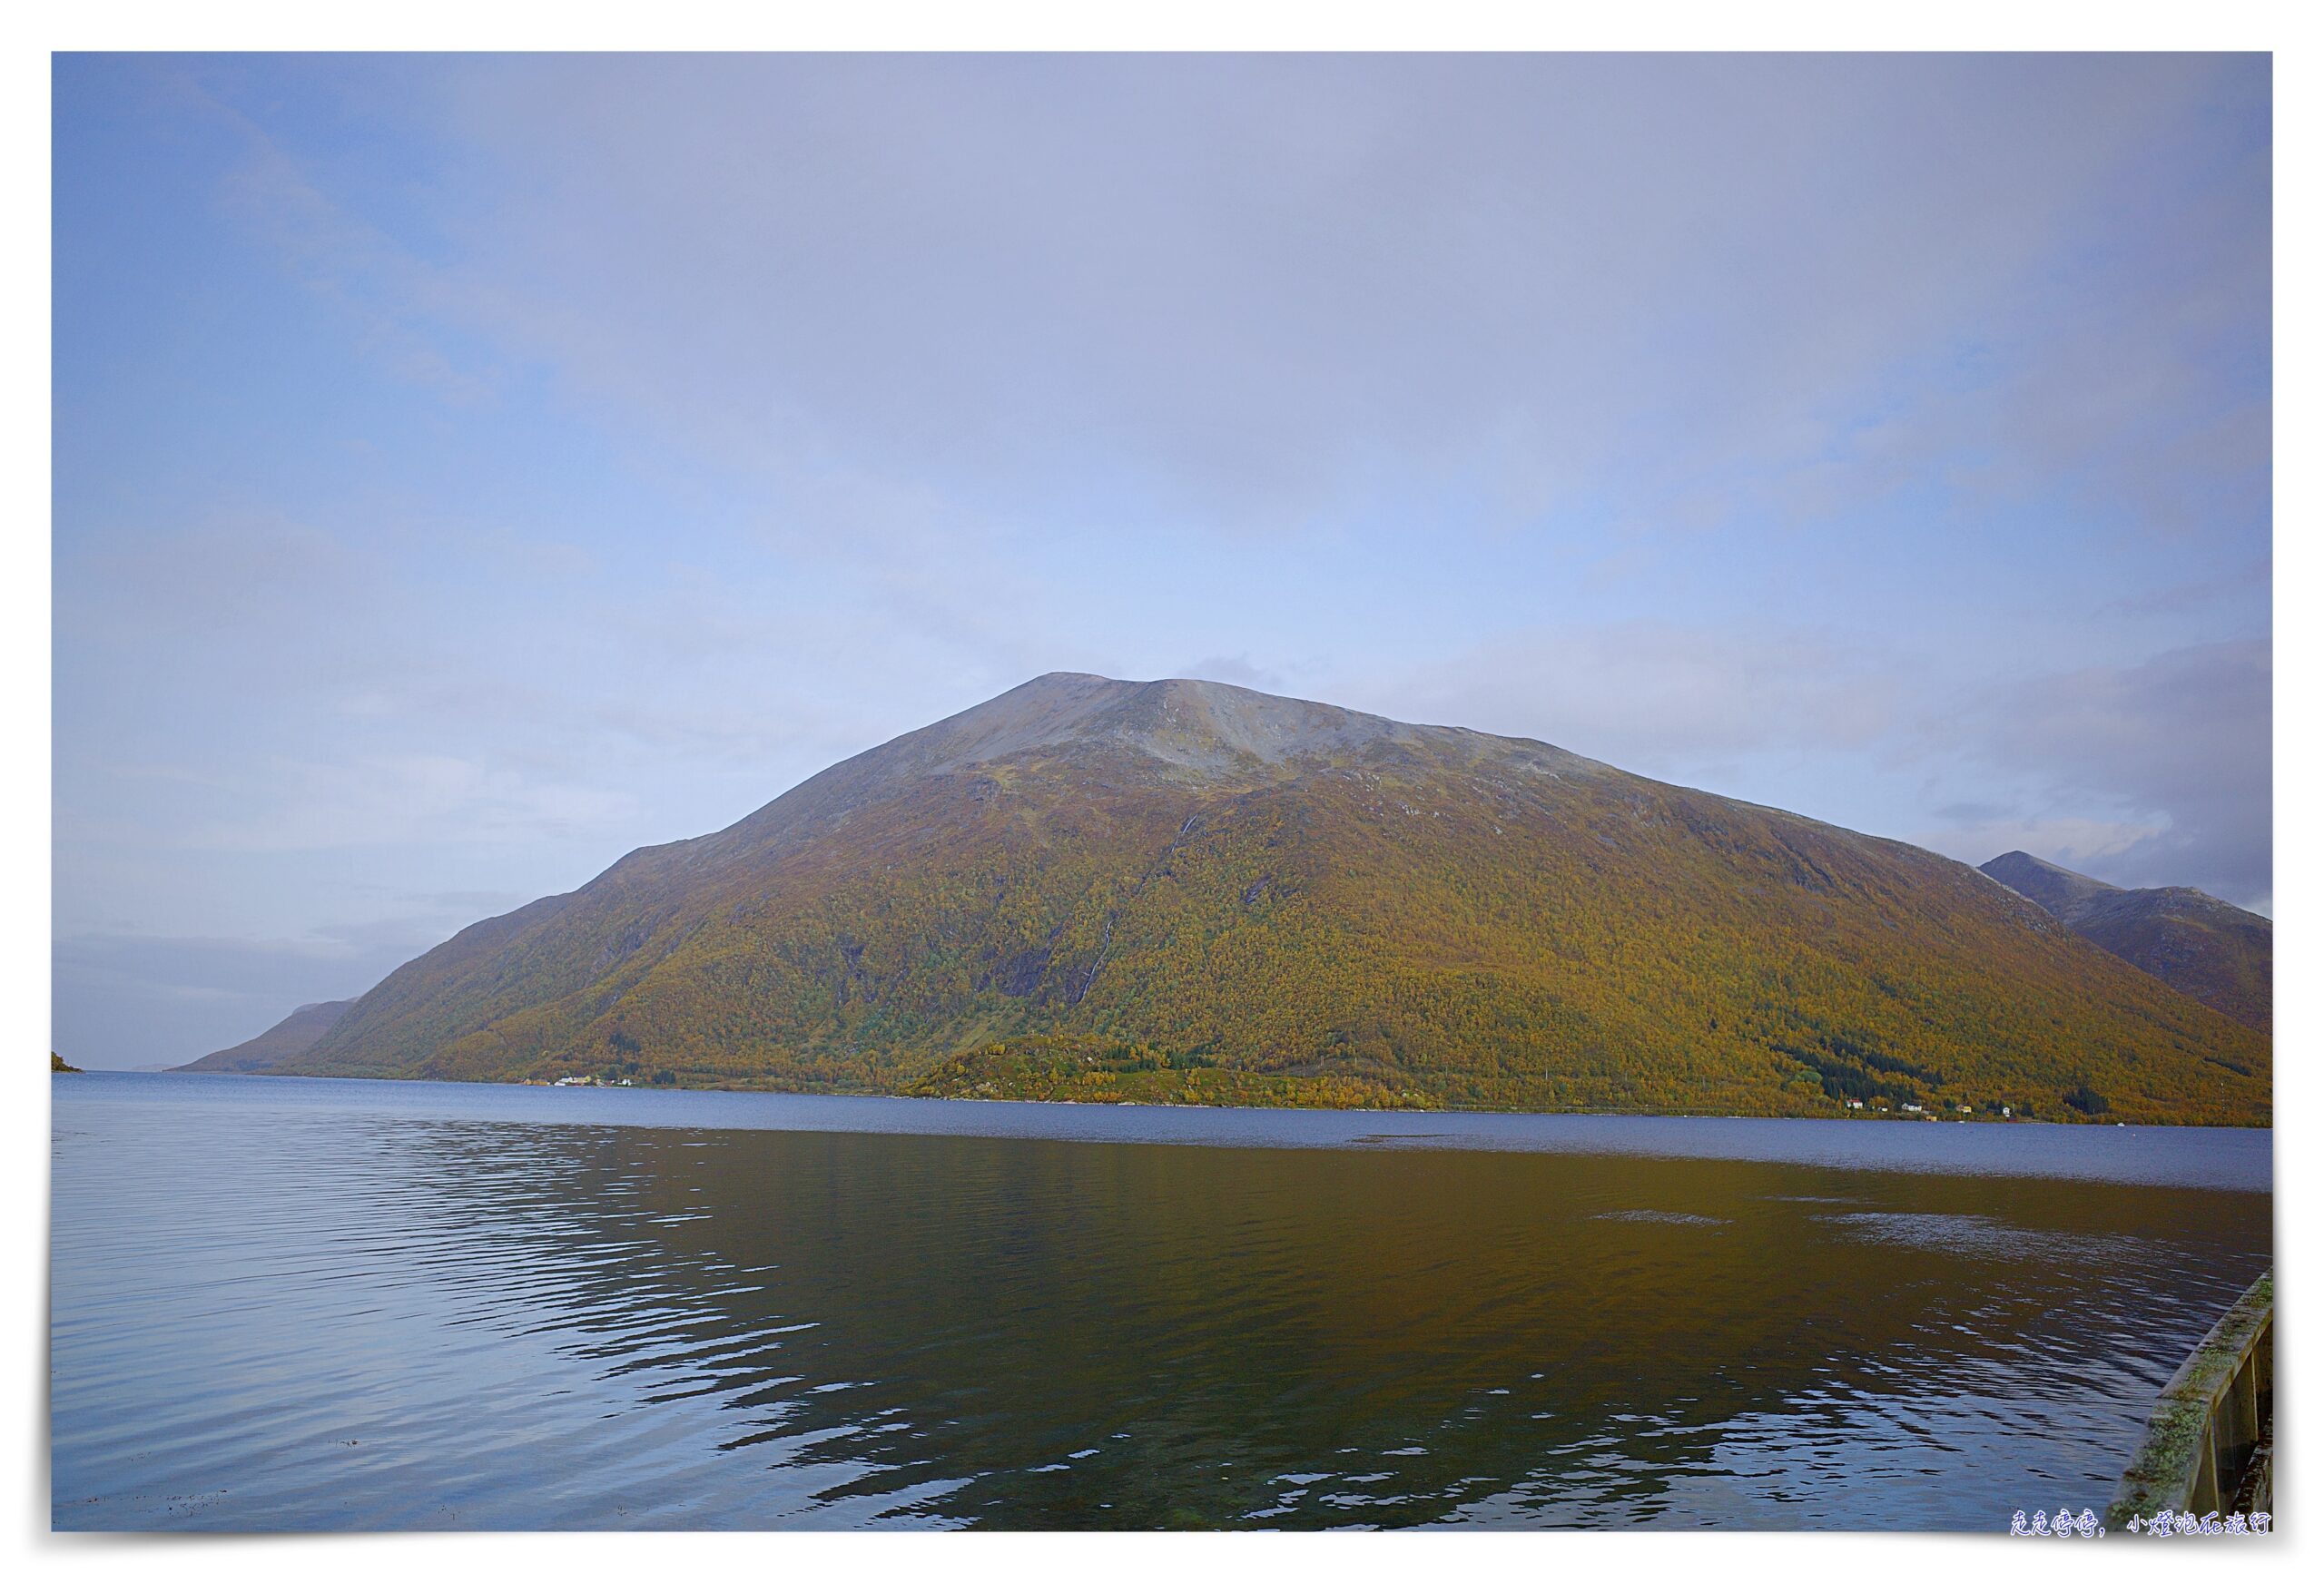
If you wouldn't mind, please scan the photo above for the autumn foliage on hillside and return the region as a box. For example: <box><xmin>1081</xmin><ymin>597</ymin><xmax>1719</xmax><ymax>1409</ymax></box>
<box><xmin>278</xmin><ymin>675</ymin><xmax>2271</xmax><ymax>1126</ymax></box>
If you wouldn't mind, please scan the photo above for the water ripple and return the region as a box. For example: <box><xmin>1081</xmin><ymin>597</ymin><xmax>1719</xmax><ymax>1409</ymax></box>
<box><xmin>51</xmin><ymin>1074</ymin><xmax>2270</xmax><ymax>1530</ymax></box>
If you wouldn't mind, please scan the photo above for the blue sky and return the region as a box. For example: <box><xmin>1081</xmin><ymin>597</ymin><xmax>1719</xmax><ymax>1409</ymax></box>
<box><xmin>53</xmin><ymin>53</ymin><xmax>2272</xmax><ymax>1068</ymax></box>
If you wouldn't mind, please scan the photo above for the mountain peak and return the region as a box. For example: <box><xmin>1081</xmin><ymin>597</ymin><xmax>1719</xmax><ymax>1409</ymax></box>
<box><xmin>1985</xmin><ymin>850</ymin><xmax>2105</xmax><ymax>882</ymax></box>
<box><xmin>867</xmin><ymin>671</ymin><xmax>1577</xmax><ymax>787</ymax></box>
<box><xmin>1980</xmin><ymin>851</ymin><xmax>2270</xmax><ymax>1031</ymax></box>
<box><xmin>679</xmin><ymin>671</ymin><xmax>1602</xmax><ymax>869</ymax></box>
<box><xmin>1979</xmin><ymin>850</ymin><xmax>2117</xmax><ymax>913</ymax></box>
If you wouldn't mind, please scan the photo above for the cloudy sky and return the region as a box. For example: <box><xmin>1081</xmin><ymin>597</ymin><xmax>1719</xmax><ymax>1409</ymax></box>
<box><xmin>54</xmin><ymin>53</ymin><xmax>2271</xmax><ymax>1068</ymax></box>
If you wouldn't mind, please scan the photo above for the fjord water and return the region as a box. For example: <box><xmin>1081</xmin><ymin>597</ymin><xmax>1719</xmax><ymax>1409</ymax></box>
<box><xmin>51</xmin><ymin>1075</ymin><xmax>2270</xmax><ymax>1530</ymax></box>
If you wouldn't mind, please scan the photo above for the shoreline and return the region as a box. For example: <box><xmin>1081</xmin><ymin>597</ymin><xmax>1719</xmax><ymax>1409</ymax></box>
<box><xmin>103</xmin><ymin>1064</ymin><xmax>2197</xmax><ymax>1125</ymax></box>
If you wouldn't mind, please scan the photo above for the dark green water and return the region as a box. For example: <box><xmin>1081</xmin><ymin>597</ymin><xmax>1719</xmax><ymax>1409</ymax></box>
<box><xmin>50</xmin><ymin>1074</ymin><xmax>2270</xmax><ymax>1529</ymax></box>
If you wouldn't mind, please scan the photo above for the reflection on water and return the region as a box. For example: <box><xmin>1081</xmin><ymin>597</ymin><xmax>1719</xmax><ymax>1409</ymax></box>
<box><xmin>50</xmin><ymin>1075</ymin><xmax>2270</xmax><ymax>1530</ymax></box>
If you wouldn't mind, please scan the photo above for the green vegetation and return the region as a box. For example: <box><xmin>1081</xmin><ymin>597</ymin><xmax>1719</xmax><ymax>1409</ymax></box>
<box><xmin>907</xmin><ymin>1037</ymin><xmax>1431</xmax><ymax>1108</ymax></box>
<box><xmin>51</xmin><ymin>1051</ymin><xmax>81</xmax><ymax>1073</ymax></box>
<box><xmin>2063</xmin><ymin>1084</ymin><xmax>2111</xmax><ymax>1116</ymax></box>
<box><xmin>261</xmin><ymin>676</ymin><xmax>2272</xmax><ymax>1126</ymax></box>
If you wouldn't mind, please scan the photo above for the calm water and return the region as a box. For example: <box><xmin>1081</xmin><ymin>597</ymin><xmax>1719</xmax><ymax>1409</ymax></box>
<box><xmin>50</xmin><ymin>1073</ymin><xmax>2270</xmax><ymax>1530</ymax></box>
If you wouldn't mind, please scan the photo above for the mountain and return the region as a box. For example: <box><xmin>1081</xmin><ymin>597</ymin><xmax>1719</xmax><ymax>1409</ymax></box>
<box><xmin>1979</xmin><ymin>851</ymin><xmax>2271</xmax><ymax>1033</ymax></box>
<box><xmin>254</xmin><ymin>674</ymin><xmax>2268</xmax><ymax>1125</ymax></box>
<box><xmin>179</xmin><ymin>998</ymin><xmax>357</xmax><ymax>1073</ymax></box>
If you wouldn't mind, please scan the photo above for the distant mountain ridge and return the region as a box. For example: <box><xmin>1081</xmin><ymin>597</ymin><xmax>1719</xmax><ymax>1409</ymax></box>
<box><xmin>181</xmin><ymin>998</ymin><xmax>356</xmax><ymax>1073</ymax></box>
<box><xmin>211</xmin><ymin>673</ymin><xmax>2268</xmax><ymax>1124</ymax></box>
<box><xmin>1979</xmin><ymin>851</ymin><xmax>2271</xmax><ymax>1032</ymax></box>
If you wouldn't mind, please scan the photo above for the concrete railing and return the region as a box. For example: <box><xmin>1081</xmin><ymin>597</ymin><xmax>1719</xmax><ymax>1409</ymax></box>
<box><xmin>2105</xmin><ymin>1271</ymin><xmax>2273</xmax><ymax>1527</ymax></box>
